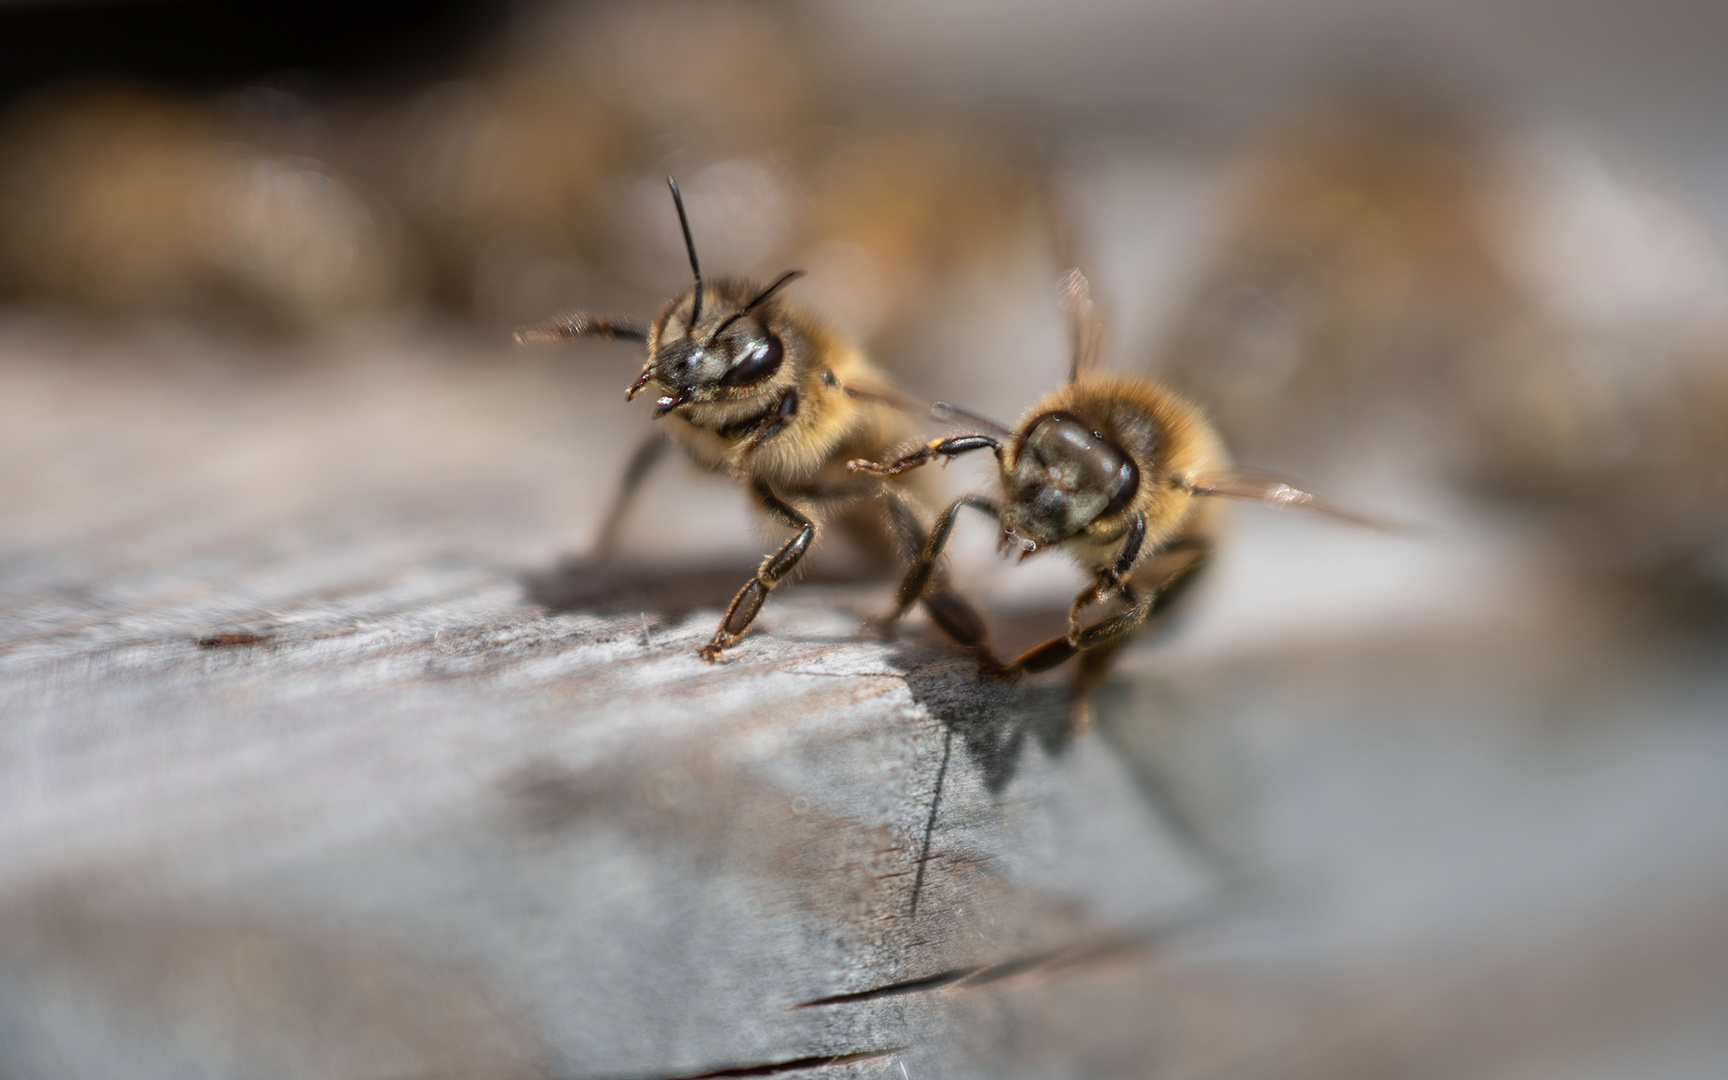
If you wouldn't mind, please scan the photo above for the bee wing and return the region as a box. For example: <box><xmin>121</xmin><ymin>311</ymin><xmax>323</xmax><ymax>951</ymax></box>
<box><xmin>837</xmin><ymin>382</ymin><xmax>931</xmax><ymax>416</ymax></box>
<box><xmin>841</xmin><ymin>383</ymin><xmax>1018</xmax><ymax>440</ymax></box>
<box><xmin>1058</xmin><ymin>267</ymin><xmax>1106</xmax><ymax>384</ymax></box>
<box><xmin>1041</xmin><ymin>162</ymin><xmax>1107</xmax><ymax>384</ymax></box>
<box><xmin>1183</xmin><ymin>472</ymin><xmax>1423</xmax><ymax>534</ymax></box>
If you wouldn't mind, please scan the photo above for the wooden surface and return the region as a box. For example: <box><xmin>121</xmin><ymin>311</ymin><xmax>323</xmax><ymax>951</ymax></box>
<box><xmin>2</xmin><ymin>318</ymin><xmax>1727</xmax><ymax>1079</ymax></box>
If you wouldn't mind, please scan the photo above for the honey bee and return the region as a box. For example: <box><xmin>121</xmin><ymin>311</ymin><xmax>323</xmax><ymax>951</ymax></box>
<box><xmin>517</xmin><ymin>178</ymin><xmax>983</xmax><ymax>662</ymax></box>
<box><xmin>851</xmin><ymin>269</ymin><xmax>1388</xmax><ymax>727</ymax></box>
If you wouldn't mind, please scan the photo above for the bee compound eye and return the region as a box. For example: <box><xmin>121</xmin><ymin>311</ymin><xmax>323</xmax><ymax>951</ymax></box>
<box><xmin>1099</xmin><ymin>453</ymin><xmax>1140</xmax><ymax>517</ymax></box>
<box><xmin>1022</xmin><ymin>412</ymin><xmax>1140</xmax><ymax>522</ymax></box>
<box><xmin>720</xmin><ymin>332</ymin><xmax>784</xmax><ymax>387</ymax></box>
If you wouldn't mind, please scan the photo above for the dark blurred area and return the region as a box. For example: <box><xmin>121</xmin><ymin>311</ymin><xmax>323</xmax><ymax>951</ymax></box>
<box><xmin>1</xmin><ymin>0</ymin><xmax>1725</xmax><ymax>1077</ymax></box>
<box><xmin>0</xmin><ymin>0</ymin><xmax>498</xmax><ymax>98</ymax></box>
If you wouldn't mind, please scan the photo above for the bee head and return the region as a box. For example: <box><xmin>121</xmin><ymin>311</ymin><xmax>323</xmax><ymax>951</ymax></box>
<box><xmin>638</xmin><ymin>284</ymin><xmax>794</xmax><ymax>414</ymax></box>
<box><xmin>998</xmin><ymin>412</ymin><xmax>1140</xmax><ymax>550</ymax></box>
<box><xmin>629</xmin><ymin>178</ymin><xmax>801</xmax><ymax>416</ymax></box>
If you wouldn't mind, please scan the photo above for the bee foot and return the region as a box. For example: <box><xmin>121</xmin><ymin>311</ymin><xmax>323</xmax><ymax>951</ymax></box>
<box><xmin>861</xmin><ymin>615</ymin><xmax>899</xmax><ymax>641</ymax></box>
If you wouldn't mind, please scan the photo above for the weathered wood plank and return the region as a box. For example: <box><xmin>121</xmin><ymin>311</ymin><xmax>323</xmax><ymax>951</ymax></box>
<box><xmin>3</xmin><ymin>323</ymin><xmax>1726</xmax><ymax>1079</ymax></box>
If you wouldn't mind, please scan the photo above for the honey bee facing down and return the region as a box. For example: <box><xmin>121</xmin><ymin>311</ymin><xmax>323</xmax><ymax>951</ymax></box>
<box><xmin>518</xmin><ymin>178</ymin><xmax>982</xmax><ymax>661</ymax></box>
<box><xmin>852</xmin><ymin>270</ymin><xmax>1386</xmax><ymax>727</ymax></box>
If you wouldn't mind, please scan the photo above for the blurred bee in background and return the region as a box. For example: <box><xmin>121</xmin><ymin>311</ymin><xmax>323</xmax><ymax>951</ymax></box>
<box><xmin>852</xmin><ymin>269</ymin><xmax>1389</xmax><ymax>728</ymax></box>
<box><xmin>0</xmin><ymin>84</ymin><xmax>402</xmax><ymax>320</ymax></box>
<box><xmin>1472</xmin><ymin>348</ymin><xmax>1728</xmax><ymax>626</ymax></box>
<box><xmin>1156</xmin><ymin>95</ymin><xmax>1728</xmax><ymax>627</ymax></box>
<box><xmin>789</xmin><ymin>126</ymin><xmax>1036</xmax><ymax>345</ymax></box>
<box><xmin>518</xmin><ymin>178</ymin><xmax>988</xmax><ymax>661</ymax></box>
<box><xmin>1152</xmin><ymin>100</ymin><xmax>1528</xmax><ymax>467</ymax></box>
<box><xmin>0</xmin><ymin>0</ymin><xmax>1037</xmax><ymax>346</ymax></box>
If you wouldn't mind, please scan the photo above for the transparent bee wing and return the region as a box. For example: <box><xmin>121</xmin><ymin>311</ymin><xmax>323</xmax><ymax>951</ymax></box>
<box><xmin>1058</xmin><ymin>267</ymin><xmax>1106</xmax><ymax>384</ymax></box>
<box><xmin>931</xmin><ymin>401</ymin><xmax>1017</xmax><ymax>440</ymax></box>
<box><xmin>1183</xmin><ymin>471</ymin><xmax>1424</xmax><ymax>535</ymax></box>
<box><xmin>834</xmin><ymin>381</ymin><xmax>927</xmax><ymax>415</ymax></box>
<box><xmin>840</xmin><ymin>382</ymin><xmax>1019</xmax><ymax>440</ymax></box>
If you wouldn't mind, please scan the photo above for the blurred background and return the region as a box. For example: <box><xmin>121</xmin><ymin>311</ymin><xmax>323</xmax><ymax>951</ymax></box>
<box><xmin>1</xmin><ymin>0</ymin><xmax>1726</xmax><ymax>1077</ymax></box>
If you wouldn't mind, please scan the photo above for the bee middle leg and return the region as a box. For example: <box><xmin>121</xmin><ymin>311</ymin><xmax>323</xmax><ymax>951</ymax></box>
<box><xmin>591</xmin><ymin>433</ymin><xmax>670</xmax><ymax>563</ymax></box>
<box><xmin>700</xmin><ymin>481</ymin><xmax>817</xmax><ymax>662</ymax></box>
<box><xmin>874</xmin><ymin>490</ymin><xmax>1005</xmax><ymax>667</ymax></box>
<box><xmin>1069</xmin><ymin>638</ymin><xmax>1130</xmax><ymax>732</ymax></box>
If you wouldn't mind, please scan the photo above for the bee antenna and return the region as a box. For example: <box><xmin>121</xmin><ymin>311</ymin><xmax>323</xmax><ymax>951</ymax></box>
<box><xmin>704</xmin><ymin>269</ymin><xmax>806</xmax><ymax>345</ymax></box>
<box><xmin>667</xmin><ymin>176</ymin><xmax>703</xmax><ymax>330</ymax></box>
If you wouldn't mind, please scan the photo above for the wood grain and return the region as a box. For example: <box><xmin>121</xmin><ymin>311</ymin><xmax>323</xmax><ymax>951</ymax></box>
<box><xmin>2</xmin><ymin>322</ymin><xmax>1726</xmax><ymax>1079</ymax></box>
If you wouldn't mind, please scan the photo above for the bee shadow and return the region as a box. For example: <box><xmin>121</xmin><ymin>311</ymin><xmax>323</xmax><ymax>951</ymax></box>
<box><xmin>522</xmin><ymin>556</ymin><xmax>886</xmax><ymax>621</ymax></box>
<box><xmin>895</xmin><ymin>636</ymin><xmax>1239</xmax><ymax>882</ymax></box>
<box><xmin>893</xmin><ymin>646</ymin><xmax>1075</xmax><ymax>795</ymax></box>
<box><xmin>525</xmin><ymin>558</ymin><xmax>757</xmax><ymax>620</ymax></box>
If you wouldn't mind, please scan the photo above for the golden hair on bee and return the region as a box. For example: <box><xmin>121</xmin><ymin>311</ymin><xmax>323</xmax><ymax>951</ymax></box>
<box><xmin>517</xmin><ymin>177</ymin><xmax>984</xmax><ymax>662</ymax></box>
<box><xmin>851</xmin><ymin>268</ymin><xmax>1394</xmax><ymax>728</ymax></box>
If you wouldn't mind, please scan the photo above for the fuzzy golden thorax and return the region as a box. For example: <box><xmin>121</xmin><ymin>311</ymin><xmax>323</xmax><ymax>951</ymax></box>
<box><xmin>996</xmin><ymin>376</ymin><xmax>1227</xmax><ymax>566</ymax></box>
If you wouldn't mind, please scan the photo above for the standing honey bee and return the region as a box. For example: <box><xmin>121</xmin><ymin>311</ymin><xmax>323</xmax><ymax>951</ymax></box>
<box><xmin>851</xmin><ymin>269</ymin><xmax>1388</xmax><ymax>727</ymax></box>
<box><xmin>517</xmin><ymin>178</ymin><xmax>985</xmax><ymax>661</ymax></box>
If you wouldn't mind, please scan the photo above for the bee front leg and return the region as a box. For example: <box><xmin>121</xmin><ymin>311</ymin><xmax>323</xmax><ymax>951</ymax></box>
<box><xmin>731</xmin><ymin>390</ymin><xmax>798</xmax><ymax>481</ymax></box>
<box><xmin>700</xmin><ymin>482</ymin><xmax>815</xmax><ymax>662</ymax></box>
<box><xmin>1069</xmin><ymin>513</ymin><xmax>1147</xmax><ymax>641</ymax></box>
<box><xmin>1059</xmin><ymin>536</ymin><xmax>1214</xmax><ymax>729</ymax></box>
<box><xmin>988</xmin><ymin>533</ymin><xmax>1208</xmax><ymax>725</ymax></box>
<box><xmin>985</xmin><ymin>595</ymin><xmax>1156</xmax><ymax>728</ymax></box>
<box><xmin>848</xmin><ymin>433</ymin><xmax>1003</xmax><ymax>478</ymax></box>
<box><xmin>1068</xmin><ymin>573</ymin><xmax>1127</xmax><ymax>639</ymax></box>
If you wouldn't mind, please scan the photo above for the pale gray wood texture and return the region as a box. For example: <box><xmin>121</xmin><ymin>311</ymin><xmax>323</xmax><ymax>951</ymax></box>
<box><xmin>2</xmin><ymin>320</ymin><xmax>1726</xmax><ymax>1079</ymax></box>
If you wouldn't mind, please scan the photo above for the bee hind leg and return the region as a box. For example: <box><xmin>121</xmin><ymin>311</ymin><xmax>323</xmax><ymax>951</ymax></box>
<box><xmin>700</xmin><ymin>482</ymin><xmax>815</xmax><ymax>662</ymax></box>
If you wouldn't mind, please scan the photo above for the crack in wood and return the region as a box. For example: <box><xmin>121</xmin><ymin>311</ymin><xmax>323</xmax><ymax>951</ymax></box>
<box><xmin>795</xmin><ymin>936</ymin><xmax>1150</xmax><ymax>1009</ymax></box>
<box><xmin>194</xmin><ymin>630</ymin><xmax>273</xmax><ymax>648</ymax></box>
<box><xmin>796</xmin><ymin>967</ymin><xmax>980</xmax><ymax>1007</ymax></box>
<box><xmin>650</xmin><ymin>1047</ymin><xmax>909</xmax><ymax>1078</ymax></box>
<box><xmin>906</xmin><ymin>725</ymin><xmax>952</xmax><ymax>920</ymax></box>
